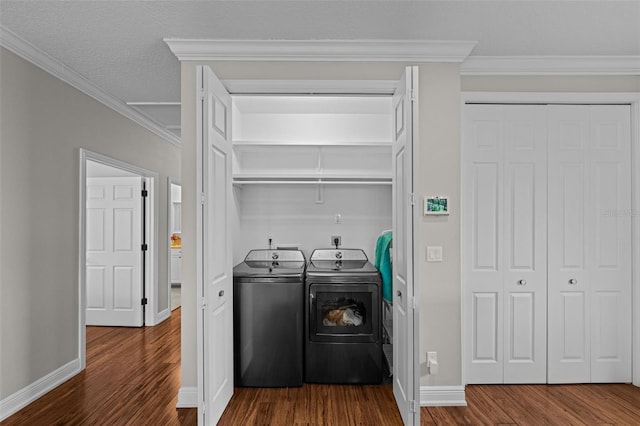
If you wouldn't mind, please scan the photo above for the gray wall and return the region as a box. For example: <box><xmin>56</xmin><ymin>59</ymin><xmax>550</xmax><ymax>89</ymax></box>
<box><xmin>0</xmin><ymin>47</ymin><xmax>180</xmax><ymax>400</ymax></box>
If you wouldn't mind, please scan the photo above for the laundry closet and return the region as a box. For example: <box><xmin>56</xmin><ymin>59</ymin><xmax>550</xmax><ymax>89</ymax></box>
<box><xmin>463</xmin><ymin>104</ymin><xmax>632</xmax><ymax>384</ymax></box>
<box><xmin>228</xmin><ymin>92</ymin><xmax>397</xmax><ymax>380</ymax></box>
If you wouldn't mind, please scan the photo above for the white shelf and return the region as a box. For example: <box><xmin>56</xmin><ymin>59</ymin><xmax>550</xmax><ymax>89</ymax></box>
<box><xmin>233</xmin><ymin>140</ymin><xmax>392</xmax><ymax>147</ymax></box>
<box><xmin>233</xmin><ymin>179</ymin><xmax>391</xmax><ymax>186</ymax></box>
<box><xmin>231</xmin><ymin>95</ymin><xmax>393</xmax><ymax>188</ymax></box>
<box><xmin>233</xmin><ymin>172</ymin><xmax>391</xmax><ymax>179</ymax></box>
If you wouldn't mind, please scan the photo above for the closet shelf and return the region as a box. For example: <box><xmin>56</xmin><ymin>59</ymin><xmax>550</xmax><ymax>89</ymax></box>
<box><xmin>233</xmin><ymin>176</ymin><xmax>392</xmax><ymax>186</ymax></box>
<box><xmin>233</xmin><ymin>140</ymin><xmax>393</xmax><ymax>147</ymax></box>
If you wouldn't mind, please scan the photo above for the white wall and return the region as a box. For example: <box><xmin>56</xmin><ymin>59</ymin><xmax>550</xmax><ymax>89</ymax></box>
<box><xmin>0</xmin><ymin>47</ymin><xmax>180</xmax><ymax>402</ymax></box>
<box><xmin>234</xmin><ymin>185</ymin><xmax>392</xmax><ymax>264</ymax></box>
<box><xmin>462</xmin><ymin>76</ymin><xmax>640</xmax><ymax>93</ymax></box>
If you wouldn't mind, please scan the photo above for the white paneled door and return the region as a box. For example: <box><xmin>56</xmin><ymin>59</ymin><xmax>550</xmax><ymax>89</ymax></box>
<box><xmin>547</xmin><ymin>105</ymin><xmax>632</xmax><ymax>383</ymax></box>
<box><xmin>86</xmin><ymin>177</ymin><xmax>144</xmax><ymax>327</ymax></box>
<box><xmin>463</xmin><ymin>105</ymin><xmax>548</xmax><ymax>384</ymax></box>
<box><xmin>198</xmin><ymin>66</ymin><xmax>234</xmax><ymax>425</ymax></box>
<box><xmin>392</xmin><ymin>66</ymin><xmax>419</xmax><ymax>425</ymax></box>
<box><xmin>464</xmin><ymin>103</ymin><xmax>632</xmax><ymax>385</ymax></box>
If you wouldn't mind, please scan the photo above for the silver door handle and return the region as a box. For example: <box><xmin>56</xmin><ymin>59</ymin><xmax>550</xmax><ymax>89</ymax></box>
<box><xmin>218</xmin><ymin>290</ymin><xmax>224</xmax><ymax>297</ymax></box>
<box><xmin>518</xmin><ymin>279</ymin><xmax>527</xmax><ymax>286</ymax></box>
<box><xmin>568</xmin><ymin>279</ymin><xmax>578</xmax><ymax>285</ymax></box>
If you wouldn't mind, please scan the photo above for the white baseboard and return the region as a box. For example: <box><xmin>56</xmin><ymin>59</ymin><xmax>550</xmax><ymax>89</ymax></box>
<box><xmin>153</xmin><ymin>308</ymin><xmax>171</xmax><ymax>326</ymax></box>
<box><xmin>176</xmin><ymin>386</ymin><xmax>198</xmax><ymax>408</ymax></box>
<box><xmin>0</xmin><ymin>358</ymin><xmax>82</xmax><ymax>421</ymax></box>
<box><xmin>420</xmin><ymin>385</ymin><xmax>467</xmax><ymax>407</ymax></box>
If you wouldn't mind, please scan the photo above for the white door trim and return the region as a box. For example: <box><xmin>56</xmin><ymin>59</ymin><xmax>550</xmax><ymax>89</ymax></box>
<box><xmin>78</xmin><ymin>149</ymin><xmax>159</xmax><ymax>367</ymax></box>
<box><xmin>460</xmin><ymin>92</ymin><xmax>640</xmax><ymax>387</ymax></box>
<box><xmin>167</xmin><ymin>177</ymin><xmax>181</xmax><ymax>315</ymax></box>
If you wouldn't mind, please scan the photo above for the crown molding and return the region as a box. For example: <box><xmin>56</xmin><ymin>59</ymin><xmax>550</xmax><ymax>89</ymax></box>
<box><xmin>164</xmin><ymin>39</ymin><xmax>478</xmax><ymax>63</ymax></box>
<box><xmin>0</xmin><ymin>26</ymin><xmax>181</xmax><ymax>147</ymax></box>
<box><xmin>461</xmin><ymin>55</ymin><xmax>640</xmax><ymax>76</ymax></box>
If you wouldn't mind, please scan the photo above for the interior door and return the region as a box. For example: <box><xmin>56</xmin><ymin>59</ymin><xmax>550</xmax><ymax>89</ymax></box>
<box><xmin>463</xmin><ymin>105</ymin><xmax>547</xmax><ymax>384</ymax></box>
<box><xmin>547</xmin><ymin>105</ymin><xmax>632</xmax><ymax>383</ymax></box>
<box><xmin>197</xmin><ymin>66</ymin><xmax>234</xmax><ymax>425</ymax></box>
<box><xmin>392</xmin><ymin>66</ymin><xmax>418</xmax><ymax>425</ymax></box>
<box><xmin>501</xmin><ymin>106</ymin><xmax>548</xmax><ymax>383</ymax></box>
<box><xmin>463</xmin><ymin>105</ymin><xmax>505</xmax><ymax>383</ymax></box>
<box><xmin>463</xmin><ymin>105</ymin><xmax>547</xmax><ymax>383</ymax></box>
<box><xmin>547</xmin><ymin>105</ymin><xmax>591</xmax><ymax>383</ymax></box>
<box><xmin>86</xmin><ymin>176</ymin><xmax>144</xmax><ymax>327</ymax></box>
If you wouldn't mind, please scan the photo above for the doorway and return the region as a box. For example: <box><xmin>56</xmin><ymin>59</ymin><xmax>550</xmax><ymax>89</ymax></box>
<box><xmin>196</xmin><ymin>66</ymin><xmax>419</xmax><ymax>425</ymax></box>
<box><xmin>169</xmin><ymin>179</ymin><xmax>182</xmax><ymax>311</ymax></box>
<box><xmin>78</xmin><ymin>149</ymin><xmax>158</xmax><ymax>366</ymax></box>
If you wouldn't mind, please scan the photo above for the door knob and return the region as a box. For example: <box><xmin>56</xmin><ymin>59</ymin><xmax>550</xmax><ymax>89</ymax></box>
<box><xmin>219</xmin><ymin>290</ymin><xmax>224</xmax><ymax>297</ymax></box>
<box><xmin>568</xmin><ymin>279</ymin><xmax>578</xmax><ymax>285</ymax></box>
<box><xmin>518</xmin><ymin>279</ymin><xmax>527</xmax><ymax>286</ymax></box>
<box><xmin>396</xmin><ymin>290</ymin><xmax>402</xmax><ymax>297</ymax></box>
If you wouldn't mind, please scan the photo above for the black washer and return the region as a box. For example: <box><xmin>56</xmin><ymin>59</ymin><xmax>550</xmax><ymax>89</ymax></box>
<box><xmin>233</xmin><ymin>249</ymin><xmax>306</xmax><ymax>387</ymax></box>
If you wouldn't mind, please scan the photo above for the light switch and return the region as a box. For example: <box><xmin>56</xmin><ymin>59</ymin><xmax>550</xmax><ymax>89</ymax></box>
<box><xmin>427</xmin><ymin>246</ymin><xmax>443</xmax><ymax>262</ymax></box>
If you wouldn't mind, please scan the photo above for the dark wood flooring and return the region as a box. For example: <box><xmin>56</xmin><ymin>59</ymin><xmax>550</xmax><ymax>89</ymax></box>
<box><xmin>3</xmin><ymin>307</ymin><xmax>640</xmax><ymax>425</ymax></box>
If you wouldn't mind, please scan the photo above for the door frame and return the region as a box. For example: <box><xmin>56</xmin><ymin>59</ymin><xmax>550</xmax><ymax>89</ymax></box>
<box><xmin>168</xmin><ymin>177</ymin><xmax>181</xmax><ymax>311</ymax></box>
<box><xmin>78</xmin><ymin>148</ymin><xmax>159</xmax><ymax>368</ymax></box>
<box><xmin>460</xmin><ymin>92</ymin><xmax>640</xmax><ymax>386</ymax></box>
<box><xmin>194</xmin><ymin>70</ymin><xmax>420</xmax><ymax>422</ymax></box>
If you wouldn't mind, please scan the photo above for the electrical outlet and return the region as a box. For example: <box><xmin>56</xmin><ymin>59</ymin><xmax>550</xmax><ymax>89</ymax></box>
<box><xmin>331</xmin><ymin>235</ymin><xmax>341</xmax><ymax>247</ymax></box>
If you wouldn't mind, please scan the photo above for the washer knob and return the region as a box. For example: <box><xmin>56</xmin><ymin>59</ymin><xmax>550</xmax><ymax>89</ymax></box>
<box><xmin>335</xmin><ymin>251</ymin><xmax>343</xmax><ymax>259</ymax></box>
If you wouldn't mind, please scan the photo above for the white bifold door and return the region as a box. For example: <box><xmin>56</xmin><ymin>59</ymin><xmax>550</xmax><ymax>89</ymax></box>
<box><xmin>464</xmin><ymin>104</ymin><xmax>631</xmax><ymax>384</ymax></box>
<box><xmin>547</xmin><ymin>105</ymin><xmax>632</xmax><ymax>383</ymax></box>
<box><xmin>86</xmin><ymin>177</ymin><xmax>144</xmax><ymax>327</ymax></box>
<box><xmin>463</xmin><ymin>105</ymin><xmax>548</xmax><ymax>384</ymax></box>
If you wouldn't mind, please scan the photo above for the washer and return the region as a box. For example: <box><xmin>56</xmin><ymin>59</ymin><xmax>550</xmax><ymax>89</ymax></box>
<box><xmin>305</xmin><ymin>248</ymin><xmax>382</xmax><ymax>384</ymax></box>
<box><xmin>233</xmin><ymin>249</ymin><xmax>306</xmax><ymax>387</ymax></box>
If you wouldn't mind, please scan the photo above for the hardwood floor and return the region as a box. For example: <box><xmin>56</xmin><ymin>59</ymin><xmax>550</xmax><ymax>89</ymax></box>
<box><xmin>1</xmin><ymin>308</ymin><xmax>196</xmax><ymax>426</ymax></box>
<box><xmin>3</xmin><ymin>307</ymin><xmax>640</xmax><ymax>425</ymax></box>
<box><xmin>218</xmin><ymin>384</ymin><xmax>402</xmax><ymax>425</ymax></box>
<box><xmin>423</xmin><ymin>384</ymin><xmax>640</xmax><ymax>425</ymax></box>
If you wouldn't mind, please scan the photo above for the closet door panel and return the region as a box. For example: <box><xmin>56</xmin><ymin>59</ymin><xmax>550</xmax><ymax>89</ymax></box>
<box><xmin>548</xmin><ymin>106</ymin><xmax>591</xmax><ymax>383</ymax></box>
<box><xmin>503</xmin><ymin>106</ymin><xmax>547</xmax><ymax>383</ymax></box>
<box><xmin>464</xmin><ymin>105</ymin><xmax>504</xmax><ymax>383</ymax></box>
<box><xmin>589</xmin><ymin>105</ymin><xmax>632</xmax><ymax>382</ymax></box>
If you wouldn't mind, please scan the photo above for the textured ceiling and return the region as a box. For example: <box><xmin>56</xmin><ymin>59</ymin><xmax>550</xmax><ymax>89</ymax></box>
<box><xmin>1</xmin><ymin>1</ymin><xmax>639</xmax><ymax>139</ymax></box>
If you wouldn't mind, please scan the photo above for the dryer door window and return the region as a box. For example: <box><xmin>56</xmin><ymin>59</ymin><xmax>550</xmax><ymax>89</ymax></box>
<box><xmin>309</xmin><ymin>283</ymin><xmax>379</xmax><ymax>343</ymax></box>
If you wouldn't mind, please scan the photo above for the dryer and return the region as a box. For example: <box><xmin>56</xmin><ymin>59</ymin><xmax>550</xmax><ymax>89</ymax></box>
<box><xmin>305</xmin><ymin>248</ymin><xmax>382</xmax><ymax>384</ymax></box>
